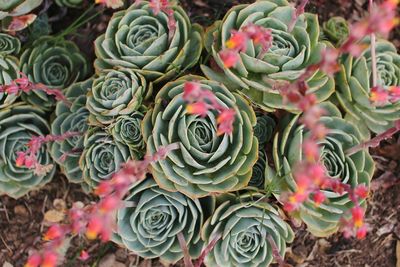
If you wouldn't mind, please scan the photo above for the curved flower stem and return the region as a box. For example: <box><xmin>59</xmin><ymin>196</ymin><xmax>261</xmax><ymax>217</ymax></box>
<box><xmin>288</xmin><ymin>0</ymin><xmax>309</xmax><ymax>32</ymax></box>
<box><xmin>266</xmin><ymin>235</ymin><xmax>286</xmax><ymax>267</ymax></box>
<box><xmin>177</xmin><ymin>233</ymin><xmax>194</xmax><ymax>267</ymax></box>
<box><xmin>369</xmin><ymin>0</ymin><xmax>378</xmax><ymax>87</ymax></box>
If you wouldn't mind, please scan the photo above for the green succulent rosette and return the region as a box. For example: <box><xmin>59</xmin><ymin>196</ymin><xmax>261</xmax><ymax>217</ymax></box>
<box><xmin>55</xmin><ymin>0</ymin><xmax>83</xmax><ymax>8</ymax></box>
<box><xmin>254</xmin><ymin>111</ymin><xmax>276</xmax><ymax>147</ymax></box>
<box><xmin>80</xmin><ymin>127</ymin><xmax>139</xmax><ymax>191</ymax></box>
<box><xmin>142</xmin><ymin>75</ymin><xmax>258</xmax><ymax>198</ymax></box>
<box><xmin>0</xmin><ymin>33</ymin><xmax>21</xmax><ymax>55</ymax></box>
<box><xmin>249</xmin><ymin>149</ymin><xmax>267</xmax><ymax>188</ymax></box>
<box><xmin>51</xmin><ymin>79</ymin><xmax>92</xmax><ymax>184</ymax></box>
<box><xmin>113</xmin><ymin>177</ymin><xmax>215</xmax><ymax>264</ymax></box>
<box><xmin>20</xmin><ymin>36</ymin><xmax>90</xmax><ymax>110</ymax></box>
<box><xmin>87</xmin><ymin>69</ymin><xmax>147</xmax><ymax>126</ymax></box>
<box><xmin>0</xmin><ymin>0</ymin><xmax>42</xmax><ymax>20</ymax></box>
<box><xmin>201</xmin><ymin>193</ymin><xmax>294</xmax><ymax>267</ymax></box>
<box><xmin>202</xmin><ymin>0</ymin><xmax>334</xmax><ymax>112</ymax></box>
<box><xmin>273</xmin><ymin>103</ymin><xmax>375</xmax><ymax>236</ymax></box>
<box><xmin>322</xmin><ymin>16</ymin><xmax>349</xmax><ymax>47</ymax></box>
<box><xmin>0</xmin><ymin>54</ymin><xmax>20</xmax><ymax>108</ymax></box>
<box><xmin>94</xmin><ymin>0</ymin><xmax>203</xmax><ymax>85</ymax></box>
<box><xmin>0</xmin><ymin>103</ymin><xmax>55</xmax><ymax>199</ymax></box>
<box><xmin>109</xmin><ymin>111</ymin><xmax>145</xmax><ymax>156</ymax></box>
<box><xmin>335</xmin><ymin>39</ymin><xmax>400</xmax><ymax>139</ymax></box>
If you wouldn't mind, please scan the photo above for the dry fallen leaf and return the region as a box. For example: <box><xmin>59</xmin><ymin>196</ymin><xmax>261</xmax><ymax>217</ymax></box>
<box><xmin>396</xmin><ymin>240</ymin><xmax>400</xmax><ymax>267</ymax></box>
<box><xmin>44</xmin><ymin>210</ymin><xmax>65</xmax><ymax>223</ymax></box>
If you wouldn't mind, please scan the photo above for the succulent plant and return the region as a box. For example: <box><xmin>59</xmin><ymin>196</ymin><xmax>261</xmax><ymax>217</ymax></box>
<box><xmin>0</xmin><ymin>0</ymin><xmax>42</xmax><ymax>20</ymax></box>
<box><xmin>0</xmin><ymin>54</ymin><xmax>20</xmax><ymax>108</ymax></box>
<box><xmin>114</xmin><ymin>177</ymin><xmax>215</xmax><ymax>263</ymax></box>
<box><xmin>273</xmin><ymin>102</ymin><xmax>375</xmax><ymax>236</ymax></box>
<box><xmin>202</xmin><ymin>0</ymin><xmax>335</xmax><ymax>112</ymax></box>
<box><xmin>87</xmin><ymin>69</ymin><xmax>147</xmax><ymax>126</ymax></box>
<box><xmin>110</xmin><ymin>111</ymin><xmax>145</xmax><ymax>156</ymax></box>
<box><xmin>51</xmin><ymin>79</ymin><xmax>92</xmax><ymax>184</ymax></box>
<box><xmin>94</xmin><ymin>0</ymin><xmax>203</xmax><ymax>85</ymax></box>
<box><xmin>201</xmin><ymin>193</ymin><xmax>294</xmax><ymax>267</ymax></box>
<box><xmin>142</xmin><ymin>75</ymin><xmax>258</xmax><ymax>198</ymax></box>
<box><xmin>55</xmin><ymin>0</ymin><xmax>83</xmax><ymax>8</ymax></box>
<box><xmin>0</xmin><ymin>33</ymin><xmax>21</xmax><ymax>55</ymax></box>
<box><xmin>335</xmin><ymin>39</ymin><xmax>400</xmax><ymax>139</ymax></box>
<box><xmin>0</xmin><ymin>103</ymin><xmax>55</xmax><ymax>199</ymax></box>
<box><xmin>254</xmin><ymin>112</ymin><xmax>276</xmax><ymax>147</ymax></box>
<box><xmin>20</xmin><ymin>36</ymin><xmax>90</xmax><ymax>110</ymax></box>
<box><xmin>80</xmin><ymin>127</ymin><xmax>139</xmax><ymax>191</ymax></box>
<box><xmin>322</xmin><ymin>16</ymin><xmax>350</xmax><ymax>47</ymax></box>
<box><xmin>249</xmin><ymin>149</ymin><xmax>267</xmax><ymax>188</ymax></box>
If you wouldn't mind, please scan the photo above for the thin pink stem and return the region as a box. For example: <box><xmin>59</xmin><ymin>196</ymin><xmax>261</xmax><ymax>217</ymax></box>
<box><xmin>369</xmin><ymin>0</ymin><xmax>378</xmax><ymax>87</ymax></box>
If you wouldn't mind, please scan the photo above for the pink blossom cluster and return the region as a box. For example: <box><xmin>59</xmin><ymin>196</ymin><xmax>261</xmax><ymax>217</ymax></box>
<box><xmin>370</xmin><ymin>86</ymin><xmax>400</xmax><ymax>106</ymax></box>
<box><xmin>16</xmin><ymin>132</ymin><xmax>82</xmax><ymax>176</ymax></box>
<box><xmin>0</xmin><ymin>73</ymin><xmax>70</xmax><ymax>106</ymax></box>
<box><xmin>183</xmin><ymin>81</ymin><xmax>236</xmax><ymax>135</ymax></box>
<box><xmin>219</xmin><ymin>23</ymin><xmax>273</xmax><ymax>68</ymax></box>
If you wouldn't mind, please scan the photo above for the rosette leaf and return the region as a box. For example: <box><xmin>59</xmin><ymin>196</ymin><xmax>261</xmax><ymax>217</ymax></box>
<box><xmin>0</xmin><ymin>0</ymin><xmax>42</xmax><ymax>20</ymax></box>
<box><xmin>80</xmin><ymin>127</ymin><xmax>139</xmax><ymax>191</ymax></box>
<box><xmin>55</xmin><ymin>0</ymin><xmax>83</xmax><ymax>8</ymax></box>
<box><xmin>322</xmin><ymin>16</ymin><xmax>349</xmax><ymax>47</ymax></box>
<box><xmin>51</xmin><ymin>79</ymin><xmax>92</xmax><ymax>184</ymax></box>
<box><xmin>335</xmin><ymin>39</ymin><xmax>400</xmax><ymax>139</ymax></box>
<box><xmin>110</xmin><ymin>111</ymin><xmax>145</xmax><ymax>156</ymax></box>
<box><xmin>0</xmin><ymin>33</ymin><xmax>21</xmax><ymax>55</ymax></box>
<box><xmin>113</xmin><ymin>177</ymin><xmax>215</xmax><ymax>263</ymax></box>
<box><xmin>201</xmin><ymin>193</ymin><xmax>294</xmax><ymax>267</ymax></box>
<box><xmin>0</xmin><ymin>54</ymin><xmax>20</xmax><ymax>108</ymax></box>
<box><xmin>94</xmin><ymin>1</ymin><xmax>203</xmax><ymax>85</ymax></box>
<box><xmin>202</xmin><ymin>0</ymin><xmax>334</xmax><ymax>112</ymax></box>
<box><xmin>142</xmin><ymin>75</ymin><xmax>258</xmax><ymax>198</ymax></box>
<box><xmin>87</xmin><ymin>69</ymin><xmax>147</xmax><ymax>126</ymax></box>
<box><xmin>0</xmin><ymin>103</ymin><xmax>55</xmax><ymax>199</ymax></box>
<box><xmin>20</xmin><ymin>36</ymin><xmax>90</xmax><ymax>110</ymax></box>
<box><xmin>273</xmin><ymin>102</ymin><xmax>375</xmax><ymax>236</ymax></box>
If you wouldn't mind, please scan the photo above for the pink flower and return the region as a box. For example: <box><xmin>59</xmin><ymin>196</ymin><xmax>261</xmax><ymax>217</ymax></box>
<box><xmin>95</xmin><ymin>0</ymin><xmax>124</xmax><ymax>9</ymax></box>
<box><xmin>25</xmin><ymin>254</ymin><xmax>42</xmax><ymax>267</ymax></box>
<box><xmin>226</xmin><ymin>31</ymin><xmax>249</xmax><ymax>52</ymax></box>
<box><xmin>42</xmin><ymin>251</ymin><xmax>58</xmax><ymax>267</ymax></box>
<box><xmin>183</xmin><ymin>82</ymin><xmax>202</xmax><ymax>102</ymax></box>
<box><xmin>43</xmin><ymin>225</ymin><xmax>64</xmax><ymax>241</ymax></box>
<box><xmin>186</xmin><ymin>102</ymin><xmax>209</xmax><ymax>117</ymax></box>
<box><xmin>217</xmin><ymin>109</ymin><xmax>236</xmax><ymax>135</ymax></box>
<box><xmin>79</xmin><ymin>250</ymin><xmax>90</xmax><ymax>261</ymax></box>
<box><xmin>219</xmin><ymin>49</ymin><xmax>240</xmax><ymax>68</ymax></box>
<box><xmin>313</xmin><ymin>191</ymin><xmax>326</xmax><ymax>206</ymax></box>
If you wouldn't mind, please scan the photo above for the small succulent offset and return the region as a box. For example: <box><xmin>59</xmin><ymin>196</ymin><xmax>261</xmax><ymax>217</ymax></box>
<box><xmin>254</xmin><ymin>111</ymin><xmax>276</xmax><ymax>147</ymax></box>
<box><xmin>55</xmin><ymin>0</ymin><xmax>84</xmax><ymax>8</ymax></box>
<box><xmin>87</xmin><ymin>69</ymin><xmax>147</xmax><ymax>126</ymax></box>
<box><xmin>94</xmin><ymin>0</ymin><xmax>203</xmax><ymax>85</ymax></box>
<box><xmin>249</xmin><ymin>149</ymin><xmax>267</xmax><ymax>188</ymax></box>
<box><xmin>0</xmin><ymin>0</ymin><xmax>42</xmax><ymax>20</ymax></box>
<box><xmin>201</xmin><ymin>193</ymin><xmax>294</xmax><ymax>267</ymax></box>
<box><xmin>202</xmin><ymin>0</ymin><xmax>335</xmax><ymax>112</ymax></box>
<box><xmin>273</xmin><ymin>103</ymin><xmax>375</xmax><ymax>237</ymax></box>
<box><xmin>142</xmin><ymin>75</ymin><xmax>258</xmax><ymax>198</ymax></box>
<box><xmin>335</xmin><ymin>39</ymin><xmax>400</xmax><ymax>139</ymax></box>
<box><xmin>0</xmin><ymin>33</ymin><xmax>21</xmax><ymax>55</ymax></box>
<box><xmin>114</xmin><ymin>177</ymin><xmax>214</xmax><ymax>264</ymax></box>
<box><xmin>20</xmin><ymin>36</ymin><xmax>90</xmax><ymax>110</ymax></box>
<box><xmin>0</xmin><ymin>103</ymin><xmax>55</xmax><ymax>199</ymax></box>
<box><xmin>51</xmin><ymin>79</ymin><xmax>92</xmax><ymax>184</ymax></box>
<box><xmin>80</xmin><ymin>127</ymin><xmax>139</xmax><ymax>191</ymax></box>
<box><xmin>322</xmin><ymin>16</ymin><xmax>350</xmax><ymax>47</ymax></box>
<box><xmin>110</xmin><ymin>111</ymin><xmax>146</xmax><ymax>156</ymax></box>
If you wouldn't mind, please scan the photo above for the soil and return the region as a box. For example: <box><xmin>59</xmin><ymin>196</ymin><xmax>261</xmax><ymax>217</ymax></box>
<box><xmin>1</xmin><ymin>0</ymin><xmax>400</xmax><ymax>266</ymax></box>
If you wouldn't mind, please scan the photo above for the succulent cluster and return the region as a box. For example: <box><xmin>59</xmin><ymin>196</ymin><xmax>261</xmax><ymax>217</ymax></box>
<box><xmin>4</xmin><ymin>0</ymin><xmax>400</xmax><ymax>265</ymax></box>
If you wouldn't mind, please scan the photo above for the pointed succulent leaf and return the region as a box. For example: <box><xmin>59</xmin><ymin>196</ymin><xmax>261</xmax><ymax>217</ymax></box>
<box><xmin>55</xmin><ymin>0</ymin><xmax>84</xmax><ymax>8</ymax></box>
<box><xmin>0</xmin><ymin>54</ymin><xmax>20</xmax><ymax>108</ymax></box>
<box><xmin>0</xmin><ymin>0</ymin><xmax>42</xmax><ymax>20</ymax></box>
